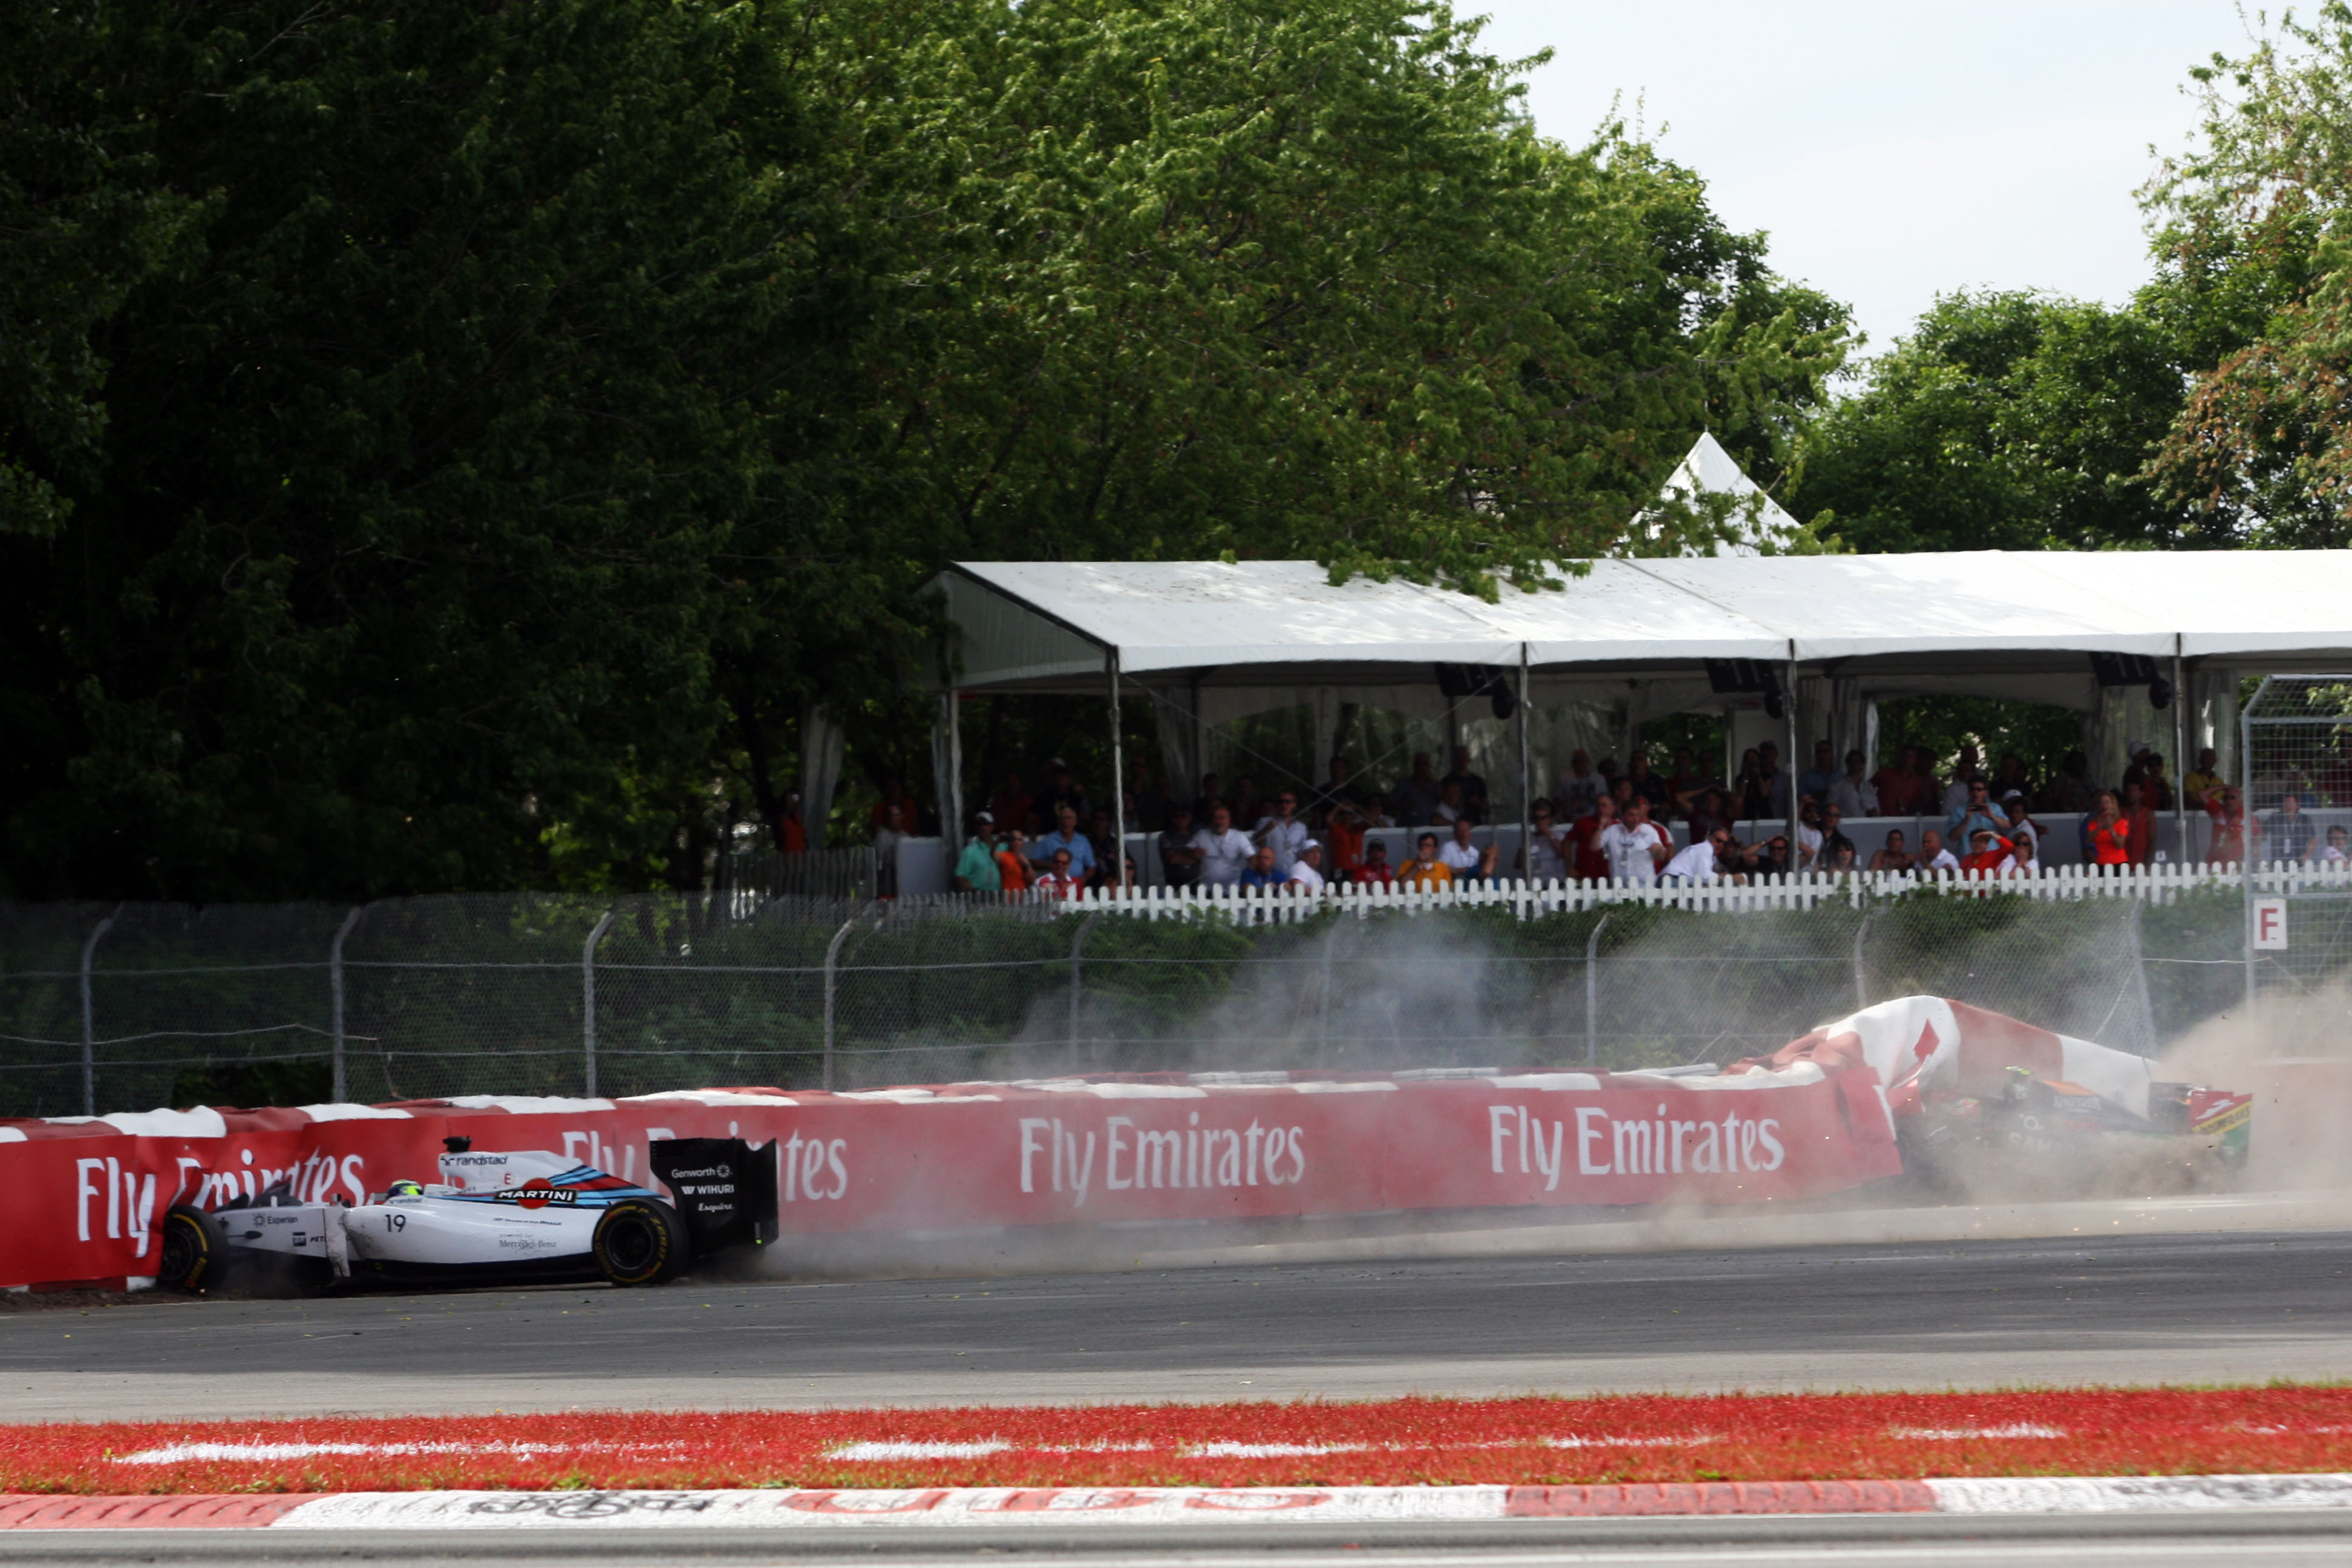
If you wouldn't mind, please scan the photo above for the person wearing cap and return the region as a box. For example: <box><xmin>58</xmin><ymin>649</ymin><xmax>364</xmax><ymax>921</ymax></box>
<box><xmin>1287</xmin><ymin>840</ymin><xmax>1328</xmax><ymax>892</ymax></box>
<box><xmin>1999</xmin><ymin>790</ymin><xmax>2039</xmax><ymax>855</ymax></box>
<box><xmin>953</xmin><ymin>812</ymin><xmax>1002</xmax><ymax>893</ymax></box>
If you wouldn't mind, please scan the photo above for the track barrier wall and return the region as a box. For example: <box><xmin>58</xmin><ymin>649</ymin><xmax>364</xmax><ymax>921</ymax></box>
<box><xmin>0</xmin><ymin>1064</ymin><xmax>1900</xmax><ymax>1291</ymax></box>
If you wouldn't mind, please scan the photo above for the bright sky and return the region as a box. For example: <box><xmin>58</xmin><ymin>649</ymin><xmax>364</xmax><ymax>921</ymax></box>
<box><xmin>1472</xmin><ymin>1</ymin><xmax>2254</xmax><ymax>358</ymax></box>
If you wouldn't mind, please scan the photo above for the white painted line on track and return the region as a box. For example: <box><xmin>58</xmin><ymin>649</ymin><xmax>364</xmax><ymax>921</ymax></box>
<box><xmin>18</xmin><ymin>1477</ymin><xmax>2352</xmax><ymax>1534</ymax></box>
<box><xmin>267</xmin><ymin>1488</ymin><xmax>1518</xmax><ymax>1530</ymax></box>
<box><xmin>1931</xmin><ymin>1474</ymin><xmax>2352</xmax><ymax>1512</ymax></box>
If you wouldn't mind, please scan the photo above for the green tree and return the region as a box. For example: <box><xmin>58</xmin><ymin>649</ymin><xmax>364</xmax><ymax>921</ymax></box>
<box><xmin>2140</xmin><ymin>1</ymin><xmax>2352</xmax><ymax>546</ymax></box>
<box><xmin>3</xmin><ymin>0</ymin><xmax>1854</xmax><ymax>898</ymax></box>
<box><xmin>853</xmin><ymin>0</ymin><xmax>1852</xmax><ymax>594</ymax></box>
<box><xmin>2</xmin><ymin>0</ymin><xmax>874</xmax><ymax>900</ymax></box>
<box><xmin>1789</xmin><ymin>289</ymin><xmax>2200</xmax><ymax>553</ymax></box>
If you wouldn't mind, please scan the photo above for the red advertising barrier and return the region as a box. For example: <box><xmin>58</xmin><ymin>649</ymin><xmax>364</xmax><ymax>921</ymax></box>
<box><xmin>0</xmin><ymin>1065</ymin><xmax>1901</xmax><ymax>1291</ymax></box>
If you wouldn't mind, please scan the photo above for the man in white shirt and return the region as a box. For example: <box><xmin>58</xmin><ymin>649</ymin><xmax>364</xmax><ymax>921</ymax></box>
<box><xmin>1794</xmin><ymin>799</ymin><xmax>1823</xmax><ymax>869</ymax></box>
<box><xmin>1253</xmin><ymin>789</ymin><xmax>1313</xmax><ymax>872</ymax></box>
<box><xmin>1287</xmin><ymin>840</ymin><xmax>1328</xmax><ymax>892</ymax></box>
<box><xmin>1189</xmin><ymin>805</ymin><xmax>1254</xmax><ymax>886</ymax></box>
<box><xmin>1437</xmin><ymin>817</ymin><xmax>1495</xmax><ymax>884</ymax></box>
<box><xmin>1663</xmin><ymin>826</ymin><xmax>1736</xmax><ymax>883</ymax></box>
<box><xmin>1599</xmin><ymin>797</ymin><xmax>1668</xmax><ymax>883</ymax></box>
<box><xmin>1829</xmin><ymin>749</ymin><xmax>1878</xmax><ymax>820</ymax></box>
<box><xmin>1917</xmin><ymin>828</ymin><xmax>1960</xmax><ymax>875</ymax></box>
<box><xmin>1554</xmin><ymin>750</ymin><xmax>1607</xmax><ymax>821</ymax></box>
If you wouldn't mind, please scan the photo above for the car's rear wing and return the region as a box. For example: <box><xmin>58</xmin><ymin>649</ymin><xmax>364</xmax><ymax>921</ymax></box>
<box><xmin>648</xmin><ymin>1137</ymin><xmax>780</xmax><ymax>1256</ymax></box>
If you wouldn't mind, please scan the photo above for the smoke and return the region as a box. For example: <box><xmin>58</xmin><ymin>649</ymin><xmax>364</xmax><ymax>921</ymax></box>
<box><xmin>760</xmin><ymin>902</ymin><xmax>2341</xmax><ymax>1284</ymax></box>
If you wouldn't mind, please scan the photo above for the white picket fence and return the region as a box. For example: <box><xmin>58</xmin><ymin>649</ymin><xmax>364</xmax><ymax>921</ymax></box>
<box><xmin>1027</xmin><ymin>860</ymin><xmax>2352</xmax><ymax>923</ymax></box>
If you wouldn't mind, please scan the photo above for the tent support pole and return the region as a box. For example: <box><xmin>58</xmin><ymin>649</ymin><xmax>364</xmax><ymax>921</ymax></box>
<box><xmin>1517</xmin><ymin>644</ymin><xmax>1532</xmax><ymax>886</ymax></box>
<box><xmin>1785</xmin><ymin>652</ymin><xmax>1799</xmax><ymax>829</ymax></box>
<box><xmin>2172</xmin><ymin>639</ymin><xmax>2187</xmax><ymax>862</ymax></box>
<box><xmin>1190</xmin><ymin>675</ymin><xmax>1204</xmax><ymax>800</ymax></box>
<box><xmin>946</xmin><ymin>688</ymin><xmax>964</xmax><ymax>887</ymax></box>
<box><xmin>1108</xmin><ymin>652</ymin><xmax>1127</xmax><ymax>889</ymax></box>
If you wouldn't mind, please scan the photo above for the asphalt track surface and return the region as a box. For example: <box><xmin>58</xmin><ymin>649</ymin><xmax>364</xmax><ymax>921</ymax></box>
<box><xmin>8</xmin><ymin>1226</ymin><xmax>2352</xmax><ymax>1420</ymax></box>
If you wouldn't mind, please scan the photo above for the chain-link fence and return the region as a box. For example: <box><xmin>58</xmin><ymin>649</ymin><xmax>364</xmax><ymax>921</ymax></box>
<box><xmin>2241</xmin><ymin>676</ymin><xmax>2352</xmax><ymax>1046</ymax></box>
<box><xmin>4</xmin><ymin>878</ymin><xmax>2309</xmax><ymax>1120</ymax></box>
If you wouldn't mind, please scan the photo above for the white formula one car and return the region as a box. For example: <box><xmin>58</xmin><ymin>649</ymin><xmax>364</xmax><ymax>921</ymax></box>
<box><xmin>157</xmin><ymin>1136</ymin><xmax>777</xmax><ymax>1294</ymax></box>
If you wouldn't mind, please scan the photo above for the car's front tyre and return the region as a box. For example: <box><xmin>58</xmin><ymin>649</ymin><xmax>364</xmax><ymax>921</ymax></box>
<box><xmin>592</xmin><ymin>1199</ymin><xmax>689</xmax><ymax>1286</ymax></box>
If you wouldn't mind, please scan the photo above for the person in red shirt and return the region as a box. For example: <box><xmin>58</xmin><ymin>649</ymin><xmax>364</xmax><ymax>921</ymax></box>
<box><xmin>1870</xmin><ymin>745</ymin><xmax>1929</xmax><ymax>816</ymax></box>
<box><xmin>1566</xmin><ymin>793</ymin><xmax>1616</xmax><ymax>882</ymax></box>
<box><xmin>993</xmin><ymin>830</ymin><xmax>1033</xmax><ymax>895</ymax></box>
<box><xmin>1324</xmin><ymin>798</ymin><xmax>1370</xmax><ymax>875</ymax></box>
<box><xmin>1352</xmin><ymin>839</ymin><xmax>1398</xmax><ymax>886</ymax></box>
<box><xmin>2122</xmin><ymin>779</ymin><xmax>2158</xmax><ymax>866</ymax></box>
<box><xmin>1960</xmin><ymin>828</ymin><xmax>2014</xmax><ymax>876</ymax></box>
<box><xmin>1035</xmin><ymin>848</ymin><xmax>1083</xmax><ymax>900</ymax></box>
<box><xmin>2206</xmin><ymin>785</ymin><xmax>2258</xmax><ymax>865</ymax></box>
<box><xmin>2085</xmin><ymin>791</ymin><xmax>2132</xmax><ymax>867</ymax></box>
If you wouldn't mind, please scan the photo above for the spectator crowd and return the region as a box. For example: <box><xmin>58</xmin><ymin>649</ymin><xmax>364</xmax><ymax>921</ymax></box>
<box><xmin>941</xmin><ymin>731</ymin><xmax>2352</xmax><ymax>897</ymax></box>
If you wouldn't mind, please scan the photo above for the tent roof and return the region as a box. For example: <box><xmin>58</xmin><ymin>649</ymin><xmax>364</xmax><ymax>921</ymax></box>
<box><xmin>938</xmin><ymin>550</ymin><xmax>2352</xmax><ymax>691</ymax></box>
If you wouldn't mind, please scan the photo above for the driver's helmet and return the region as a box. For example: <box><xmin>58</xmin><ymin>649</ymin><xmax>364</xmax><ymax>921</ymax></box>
<box><xmin>385</xmin><ymin>1178</ymin><xmax>425</xmax><ymax>1198</ymax></box>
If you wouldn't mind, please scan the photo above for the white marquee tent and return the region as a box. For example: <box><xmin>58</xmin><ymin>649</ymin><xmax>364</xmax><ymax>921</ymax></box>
<box><xmin>918</xmin><ymin>545</ymin><xmax>2352</xmax><ymax>883</ymax></box>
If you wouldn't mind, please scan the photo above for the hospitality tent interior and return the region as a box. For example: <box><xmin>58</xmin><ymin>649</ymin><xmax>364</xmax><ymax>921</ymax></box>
<box><xmin>911</xmin><ymin>544</ymin><xmax>2352</xmax><ymax>888</ymax></box>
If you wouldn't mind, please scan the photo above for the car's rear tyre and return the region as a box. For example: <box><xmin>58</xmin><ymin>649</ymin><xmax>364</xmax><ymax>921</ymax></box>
<box><xmin>158</xmin><ymin>1205</ymin><xmax>234</xmax><ymax>1293</ymax></box>
<box><xmin>593</xmin><ymin>1199</ymin><xmax>688</xmax><ymax>1286</ymax></box>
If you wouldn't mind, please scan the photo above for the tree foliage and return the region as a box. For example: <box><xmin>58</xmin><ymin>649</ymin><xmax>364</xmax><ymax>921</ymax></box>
<box><xmin>2140</xmin><ymin>0</ymin><xmax>2352</xmax><ymax>546</ymax></box>
<box><xmin>0</xmin><ymin>0</ymin><xmax>1851</xmax><ymax>900</ymax></box>
<box><xmin>1791</xmin><ymin>289</ymin><xmax>2201</xmax><ymax>553</ymax></box>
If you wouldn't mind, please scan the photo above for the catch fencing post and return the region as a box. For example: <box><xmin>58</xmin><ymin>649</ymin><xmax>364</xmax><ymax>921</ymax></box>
<box><xmin>1069</xmin><ymin>911</ymin><xmax>1102</xmax><ymax>1062</ymax></box>
<box><xmin>2242</xmin><ymin>682</ymin><xmax>2261</xmax><ymax>1021</ymax></box>
<box><xmin>77</xmin><ymin>905</ymin><xmax>120</xmax><ymax>1117</ymax></box>
<box><xmin>820</xmin><ymin>912</ymin><xmax>859</xmax><ymax>1091</ymax></box>
<box><xmin>581</xmin><ymin>909</ymin><xmax>615</xmax><ymax>1097</ymax></box>
<box><xmin>330</xmin><ymin>905</ymin><xmax>364</xmax><ymax>1103</ymax></box>
<box><xmin>1851</xmin><ymin>909</ymin><xmax>1873</xmax><ymax>1014</ymax></box>
<box><xmin>1583</xmin><ymin>913</ymin><xmax>1609</xmax><ymax>1066</ymax></box>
